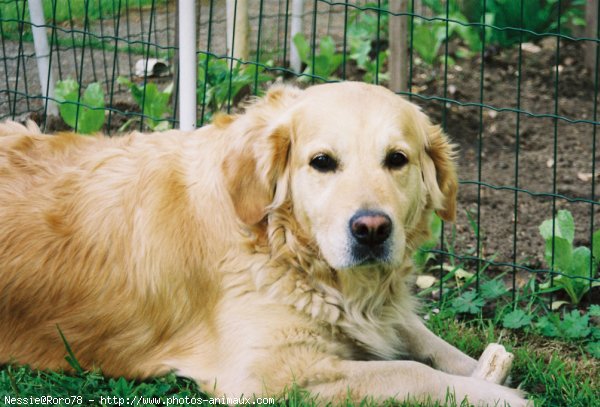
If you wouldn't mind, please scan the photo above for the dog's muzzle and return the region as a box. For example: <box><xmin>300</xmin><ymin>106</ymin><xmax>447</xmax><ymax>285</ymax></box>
<box><xmin>349</xmin><ymin>210</ymin><xmax>392</xmax><ymax>264</ymax></box>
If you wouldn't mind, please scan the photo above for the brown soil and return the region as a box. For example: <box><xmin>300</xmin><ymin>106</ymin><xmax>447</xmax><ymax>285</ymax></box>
<box><xmin>414</xmin><ymin>38</ymin><xmax>599</xmax><ymax>282</ymax></box>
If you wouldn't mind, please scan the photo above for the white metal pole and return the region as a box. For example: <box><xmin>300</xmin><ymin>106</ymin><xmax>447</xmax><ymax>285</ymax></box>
<box><xmin>178</xmin><ymin>0</ymin><xmax>197</xmax><ymax>130</ymax></box>
<box><xmin>28</xmin><ymin>0</ymin><xmax>57</xmax><ymax>116</ymax></box>
<box><xmin>290</xmin><ymin>0</ymin><xmax>304</xmax><ymax>73</ymax></box>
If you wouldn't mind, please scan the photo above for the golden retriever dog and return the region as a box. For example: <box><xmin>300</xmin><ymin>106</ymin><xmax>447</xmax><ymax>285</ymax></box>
<box><xmin>0</xmin><ymin>82</ymin><xmax>527</xmax><ymax>406</ymax></box>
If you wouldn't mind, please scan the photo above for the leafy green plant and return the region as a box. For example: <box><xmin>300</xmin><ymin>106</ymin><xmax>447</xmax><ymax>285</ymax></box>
<box><xmin>416</xmin><ymin>3</ymin><xmax>495</xmax><ymax>65</ymax></box>
<box><xmin>347</xmin><ymin>34</ymin><xmax>389</xmax><ymax>83</ymax></box>
<box><xmin>424</xmin><ymin>0</ymin><xmax>585</xmax><ymax>49</ymax></box>
<box><xmin>347</xmin><ymin>4</ymin><xmax>389</xmax><ymax>83</ymax></box>
<box><xmin>485</xmin><ymin>0</ymin><xmax>585</xmax><ymax>47</ymax></box>
<box><xmin>292</xmin><ymin>34</ymin><xmax>343</xmax><ymax>81</ymax></box>
<box><xmin>197</xmin><ymin>54</ymin><xmax>272</xmax><ymax>123</ymax></box>
<box><xmin>586</xmin><ymin>305</ymin><xmax>600</xmax><ymax>358</ymax></box>
<box><xmin>550</xmin><ymin>0</ymin><xmax>587</xmax><ymax>32</ymax></box>
<box><xmin>412</xmin><ymin>19</ymin><xmax>450</xmax><ymax>66</ymax></box>
<box><xmin>479</xmin><ymin>278</ymin><xmax>509</xmax><ymax>300</ymax></box>
<box><xmin>117</xmin><ymin>77</ymin><xmax>173</xmax><ymax>131</ymax></box>
<box><xmin>353</xmin><ymin>1</ymin><xmax>390</xmax><ymax>38</ymax></box>
<box><xmin>538</xmin><ymin>209</ymin><xmax>600</xmax><ymax>304</ymax></box>
<box><xmin>439</xmin><ymin>279</ymin><xmax>599</xmax><ymax>358</ymax></box>
<box><xmin>421</xmin><ymin>0</ymin><xmax>456</xmax><ymax>15</ymax></box>
<box><xmin>55</xmin><ymin>79</ymin><xmax>105</xmax><ymax>134</ymax></box>
<box><xmin>534</xmin><ymin>306</ymin><xmax>599</xmax><ymax>358</ymax></box>
<box><xmin>449</xmin><ymin>278</ymin><xmax>510</xmax><ymax>315</ymax></box>
<box><xmin>419</xmin><ymin>0</ymin><xmax>485</xmax><ymax>61</ymax></box>
<box><xmin>537</xmin><ymin>310</ymin><xmax>591</xmax><ymax>340</ymax></box>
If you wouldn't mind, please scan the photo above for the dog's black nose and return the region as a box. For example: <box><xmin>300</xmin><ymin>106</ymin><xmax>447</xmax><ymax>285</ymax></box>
<box><xmin>350</xmin><ymin>210</ymin><xmax>392</xmax><ymax>247</ymax></box>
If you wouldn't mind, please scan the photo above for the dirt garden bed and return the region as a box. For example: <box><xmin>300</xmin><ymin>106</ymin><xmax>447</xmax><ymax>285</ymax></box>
<box><xmin>417</xmin><ymin>39</ymin><xmax>599</xmax><ymax>272</ymax></box>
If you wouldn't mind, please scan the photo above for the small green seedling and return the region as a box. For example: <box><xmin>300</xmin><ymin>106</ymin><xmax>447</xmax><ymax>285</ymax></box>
<box><xmin>539</xmin><ymin>209</ymin><xmax>600</xmax><ymax>304</ymax></box>
<box><xmin>292</xmin><ymin>33</ymin><xmax>343</xmax><ymax>81</ymax></box>
<box><xmin>55</xmin><ymin>79</ymin><xmax>105</xmax><ymax>134</ymax></box>
<box><xmin>502</xmin><ymin>309</ymin><xmax>533</xmax><ymax>330</ymax></box>
<box><xmin>413</xmin><ymin>213</ymin><xmax>442</xmax><ymax>270</ymax></box>
<box><xmin>117</xmin><ymin>77</ymin><xmax>173</xmax><ymax>131</ymax></box>
<box><xmin>451</xmin><ymin>290</ymin><xmax>486</xmax><ymax>314</ymax></box>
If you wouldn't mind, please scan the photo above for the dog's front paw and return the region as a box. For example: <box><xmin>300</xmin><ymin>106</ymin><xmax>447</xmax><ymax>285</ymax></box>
<box><xmin>449</xmin><ymin>376</ymin><xmax>530</xmax><ymax>407</ymax></box>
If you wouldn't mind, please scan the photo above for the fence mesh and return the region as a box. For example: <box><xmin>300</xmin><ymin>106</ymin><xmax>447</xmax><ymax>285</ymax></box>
<box><xmin>0</xmin><ymin>0</ymin><xmax>598</xmax><ymax>310</ymax></box>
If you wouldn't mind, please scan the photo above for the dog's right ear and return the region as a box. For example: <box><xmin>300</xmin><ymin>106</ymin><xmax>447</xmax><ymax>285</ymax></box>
<box><xmin>222</xmin><ymin>124</ymin><xmax>290</xmax><ymax>225</ymax></box>
<box><xmin>222</xmin><ymin>86</ymin><xmax>300</xmax><ymax>225</ymax></box>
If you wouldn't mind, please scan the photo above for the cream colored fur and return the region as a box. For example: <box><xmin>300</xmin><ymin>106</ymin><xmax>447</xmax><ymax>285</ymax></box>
<box><xmin>0</xmin><ymin>82</ymin><xmax>527</xmax><ymax>406</ymax></box>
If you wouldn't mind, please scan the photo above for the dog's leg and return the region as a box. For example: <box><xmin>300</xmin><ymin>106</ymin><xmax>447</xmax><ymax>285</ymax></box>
<box><xmin>397</xmin><ymin>313</ymin><xmax>478</xmax><ymax>376</ymax></box>
<box><xmin>303</xmin><ymin>358</ymin><xmax>529</xmax><ymax>406</ymax></box>
<box><xmin>179</xmin><ymin>314</ymin><xmax>526</xmax><ymax>406</ymax></box>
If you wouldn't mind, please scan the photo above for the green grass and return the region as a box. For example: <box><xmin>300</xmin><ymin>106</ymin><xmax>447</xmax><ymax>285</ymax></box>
<box><xmin>427</xmin><ymin>315</ymin><xmax>600</xmax><ymax>406</ymax></box>
<box><xmin>2</xmin><ymin>311</ymin><xmax>597</xmax><ymax>407</ymax></box>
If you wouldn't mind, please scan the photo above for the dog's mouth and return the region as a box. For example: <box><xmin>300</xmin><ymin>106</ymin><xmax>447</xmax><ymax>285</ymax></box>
<box><xmin>350</xmin><ymin>243</ymin><xmax>392</xmax><ymax>267</ymax></box>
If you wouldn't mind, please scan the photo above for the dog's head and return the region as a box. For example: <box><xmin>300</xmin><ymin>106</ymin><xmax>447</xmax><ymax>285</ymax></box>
<box><xmin>223</xmin><ymin>82</ymin><xmax>457</xmax><ymax>272</ymax></box>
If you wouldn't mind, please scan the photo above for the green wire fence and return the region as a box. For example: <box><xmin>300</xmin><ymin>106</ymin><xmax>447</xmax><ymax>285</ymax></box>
<box><xmin>0</xmin><ymin>0</ymin><xmax>598</xmax><ymax>313</ymax></box>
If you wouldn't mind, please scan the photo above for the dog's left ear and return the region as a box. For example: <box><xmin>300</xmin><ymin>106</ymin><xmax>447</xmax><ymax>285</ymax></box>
<box><xmin>420</xmin><ymin>123</ymin><xmax>458</xmax><ymax>222</ymax></box>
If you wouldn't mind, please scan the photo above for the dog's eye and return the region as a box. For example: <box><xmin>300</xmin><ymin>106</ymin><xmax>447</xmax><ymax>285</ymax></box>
<box><xmin>384</xmin><ymin>151</ymin><xmax>408</xmax><ymax>170</ymax></box>
<box><xmin>310</xmin><ymin>153</ymin><xmax>338</xmax><ymax>172</ymax></box>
